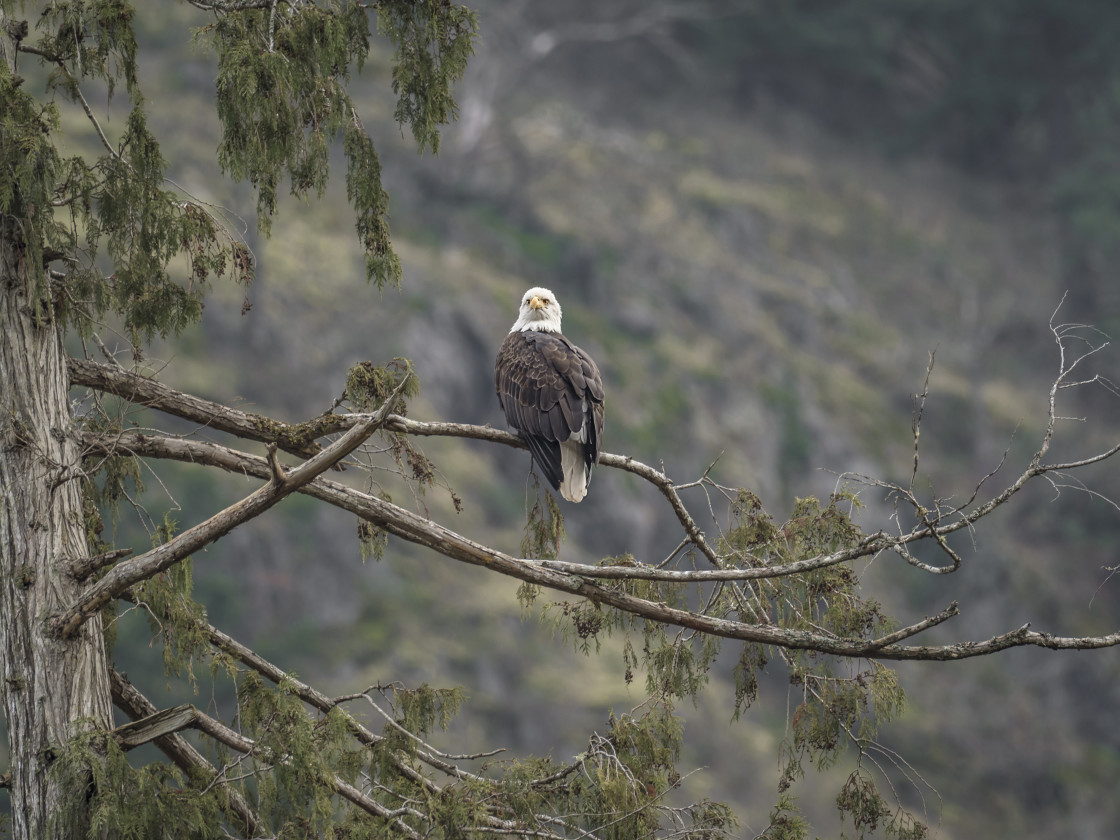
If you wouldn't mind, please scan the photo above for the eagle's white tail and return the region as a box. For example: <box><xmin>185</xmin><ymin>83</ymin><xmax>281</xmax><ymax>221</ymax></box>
<box><xmin>559</xmin><ymin>440</ymin><xmax>589</xmax><ymax>503</ymax></box>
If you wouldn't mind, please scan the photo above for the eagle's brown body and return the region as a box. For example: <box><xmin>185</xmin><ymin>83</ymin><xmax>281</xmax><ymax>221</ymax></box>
<box><xmin>495</xmin><ymin>289</ymin><xmax>605</xmax><ymax>502</ymax></box>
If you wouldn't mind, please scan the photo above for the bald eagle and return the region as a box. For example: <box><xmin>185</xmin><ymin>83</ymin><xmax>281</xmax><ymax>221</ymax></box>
<box><xmin>495</xmin><ymin>287</ymin><xmax>605</xmax><ymax>502</ymax></box>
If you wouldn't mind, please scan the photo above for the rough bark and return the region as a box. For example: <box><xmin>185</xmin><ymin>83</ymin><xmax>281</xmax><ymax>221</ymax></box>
<box><xmin>0</xmin><ymin>23</ymin><xmax>114</xmax><ymax>833</ymax></box>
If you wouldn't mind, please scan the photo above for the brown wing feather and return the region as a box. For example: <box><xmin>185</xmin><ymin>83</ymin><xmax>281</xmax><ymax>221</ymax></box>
<box><xmin>495</xmin><ymin>330</ymin><xmax>605</xmax><ymax>492</ymax></box>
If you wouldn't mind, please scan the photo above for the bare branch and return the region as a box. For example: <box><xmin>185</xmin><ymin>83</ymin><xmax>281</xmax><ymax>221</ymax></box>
<box><xmin>892</xmin><ymin>542</ymin><xmax>959</xmax><ymax>576</ymax></box>
<box><xmin>841</xmin><ymin>313</ymin><xmax>1120</xmax><ymax>569</ymax></box>
<box><xmin>873</xmin><ymin>624</ymin><xmax>1120</xmax><ymax>660</ymax></box>
<box><xmin>534</xmin><ymin>541</ymin><xmax>882</xmax><ymax>582</ymax></box>
<box><xmin>68</xmin><ymin>547</ymin><xmax>133</xmax><ymax>581</ymax></box>
<box><xmin>1040</xmin><ymin>443</ymin><xmax>1120</xmax><ymax>473</ymax></box>
<box><xmin>68</xmin><ymin>356</ymin><xmax>343</xmax><ymax>460</ymax></box>
<box><xmin>863</xmin><ymin>603</ymin><xmax>959</xmax><ymax>651</ymax></box>
<box><xmin>910</xmin><ymin>351</ymin><xmax>935</xmax><ymax>494</ymax></box>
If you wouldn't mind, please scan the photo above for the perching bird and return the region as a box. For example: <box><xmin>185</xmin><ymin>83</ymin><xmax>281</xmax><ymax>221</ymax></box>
<box><xmin>495</xmin><ymin>287</ymin><xmax>605</xmax><ymax>502</ymax></box>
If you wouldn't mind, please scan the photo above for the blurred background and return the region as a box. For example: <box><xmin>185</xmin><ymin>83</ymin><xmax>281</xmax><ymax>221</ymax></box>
<box><xmin>83</xmin><ymin>1</ymin><xmax>1120</xmax><ymax>837</ymax></box>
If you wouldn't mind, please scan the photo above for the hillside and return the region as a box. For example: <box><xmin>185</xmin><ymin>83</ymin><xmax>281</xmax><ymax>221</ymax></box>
<box><xmin>89</xmin><ymin>3</ymin><xmax>1120</xmax><ymax>837</ymax></box>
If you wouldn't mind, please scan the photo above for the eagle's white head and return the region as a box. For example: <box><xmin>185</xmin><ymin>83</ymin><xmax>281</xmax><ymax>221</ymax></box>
<box><xmin>511</xmin><ymin>287</ymin><xmax>563</xmax><ymax>333</ymax></box>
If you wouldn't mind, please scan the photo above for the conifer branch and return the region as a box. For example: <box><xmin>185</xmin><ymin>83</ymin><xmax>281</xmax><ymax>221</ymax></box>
<box><xmin>111</xmin><ymin>668</ymin><xmax>424</xmax><ymax>838</ymax></box>
<box><xmin>202</xmin><ymin>619</ymin><xmax>496</xmax><ymax>790</ymax></box>
<box><xmin>110</xmin><ymin>669</ymin><xmax>263</xmax><ymax>837</ymax></box>
<box><xmin>195</xmin><ymin>622</ymin><xmax>591</xmax><ymax>836</ymax></box>
<box><xmin>17</xmin><ymin>43</ymin><xmax>120</xmax><ymax>161</ymax></box>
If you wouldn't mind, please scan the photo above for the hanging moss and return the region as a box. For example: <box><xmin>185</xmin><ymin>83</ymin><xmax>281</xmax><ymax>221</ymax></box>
<box><xmin>51</xmin><ymin>731</ymin><xmax>225</xmax><ymax>840</ymax></box>
<box><xmin>520</xmin><ymin>479</ymin><xmax>565</xmax><ymax>561</ymax></box>
<box><xmin>345</xmin><ymin>357</ymin><xmax>419</xmax><ymax>411</ymax></box>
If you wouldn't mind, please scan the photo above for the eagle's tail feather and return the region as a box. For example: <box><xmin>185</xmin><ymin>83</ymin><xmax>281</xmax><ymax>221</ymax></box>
<box><xmin>559</xmin><ymin>440</ymin><xmax>589</xmax><ymax>503</ymax></box>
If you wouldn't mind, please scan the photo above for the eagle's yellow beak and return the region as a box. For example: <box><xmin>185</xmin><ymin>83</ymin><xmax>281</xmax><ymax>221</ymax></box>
<box><xmin>529</xmin><ymin>296</ymin><xmax>546</xmax><ymax>310</ymax></box>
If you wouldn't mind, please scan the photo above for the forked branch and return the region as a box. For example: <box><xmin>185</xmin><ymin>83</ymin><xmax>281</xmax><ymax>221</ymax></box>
<box><xmin>54</xmin><ymin>376</ymin><xmax>410</xmax><ymax>638</ymax></box>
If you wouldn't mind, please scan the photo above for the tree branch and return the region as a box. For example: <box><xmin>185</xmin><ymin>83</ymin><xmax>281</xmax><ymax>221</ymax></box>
<box><xmin>68</xmin><ymin>547</ymin><xmax>133</xmax><ymax>581</ymax></box>
<box><xmin>182</xmin><ymin>619</ymin><xmax>588</xmax><ymax>835</ymax></box>
<box><xmin>110</xmin><ymin>668</ymin><xmax>422</xmax><ymax>838</ymax></box>
<box><xmin>110</xmin><ymin>669</ymin><xmax>262</xmax><ymax>837</ymax></box>
<box><xmin>17</xmin><ymin>43</ymin><xmax>119</xmax><ymax>161</ymax></box>
<box><xmin>70</xmin><ymin>314</ymin><xmax>1120</xmax><ymax>662</ymax></box>
<box><xmin>54</xmin><ymin>377</ymin><xmax>409</xmax><ymax>638</ymax></box>
<box><xmin>843</xmin><ymin>312</ymin><xmax>1120</xmax><ymax>564</ymax></box>
<box><xmin>185</xmin><ymin>0</ymin><xmax>275</xmax><ymax>10</ymax></box>
<box><xmin>68</xmin><ymin>356</ymin><xmax>344</xmax><ymax>460</ymax></box>
<box><xmin>534</xmin><ymin>545</ymin><xmax>881</xmax><ymax>582</ymax></box>
<box><xmin>82</xmin><ymin>430</ymin><xmax>1120</xmax><ymax>662</ymax></box>
<box><xmin>70</xmin><ymin>356</ymin><xmax>724</xmax><ymax>565</ymax></box>
<box><xmin>201</xmin><ymin>616</ymin><xmax>495</xmax><ymax>789</ymax></box>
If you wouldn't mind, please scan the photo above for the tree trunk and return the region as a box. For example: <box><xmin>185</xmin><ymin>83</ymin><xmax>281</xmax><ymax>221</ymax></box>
<box><xmin>0</xmin><ymin>224</ymin><xmax>114</xmax><ymax>840</ymax></box>
<box><xmin>1</xmin><ymin>21</ymin><xmax>114</xmax><ymax>839</ymax></box>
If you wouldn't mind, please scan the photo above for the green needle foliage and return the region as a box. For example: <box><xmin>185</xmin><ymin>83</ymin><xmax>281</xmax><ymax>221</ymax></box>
<box><xmin>205</xmin><ymin>0</ymin><xmax>476</xmax><ymax>287</ymax></box>
<box><xmin>532</xmin><ymin>488</ymin><xmax>918</xmax><ymax>838</ymax></box>
<box><xmin>1</xmin><ymin>0</ymin><xmax>248</xmax><ymax>342</ymax></box>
